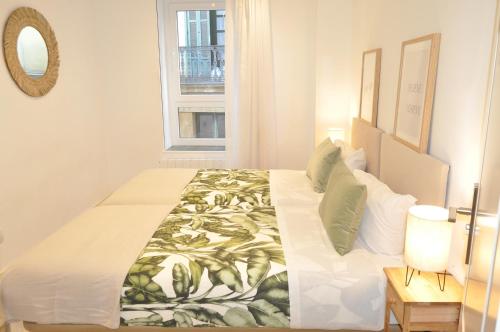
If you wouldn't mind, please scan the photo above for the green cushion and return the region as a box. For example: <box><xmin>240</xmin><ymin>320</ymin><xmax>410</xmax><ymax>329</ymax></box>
<box><xmin>319</xmin><ymin>161</ymin><xmax>367</xmax><ymax>256</ymax></box>
<box><xmin>306</xmin><ymin>138</ymin><xmax>341</xmax><ymax>193</ymax></box>
<box><xmin>327</xmin><ymin>155</ymin><xmax>352</xmax><ymax>180</ymax></box>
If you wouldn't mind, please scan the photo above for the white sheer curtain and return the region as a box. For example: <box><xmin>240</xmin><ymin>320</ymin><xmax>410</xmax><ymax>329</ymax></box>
<box><xmin>225</xmin><ymin>0</ymin><xmax>278</xmax><ymax>169</ymax></box>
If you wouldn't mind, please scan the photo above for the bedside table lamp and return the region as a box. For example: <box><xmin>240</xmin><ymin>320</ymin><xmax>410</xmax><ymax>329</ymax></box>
<box><xmin>404</xmin><ymin>205</ymin><xmax>453</xmax><ymax>291</ymax></box>
<box><xmin>328</xmin><ymin>128</ymin><xmax>346</xmax><ymax>142</ymax></box>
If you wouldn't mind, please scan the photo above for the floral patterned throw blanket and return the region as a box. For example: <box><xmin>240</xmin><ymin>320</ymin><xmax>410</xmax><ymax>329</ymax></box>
<box><xmin>120</xmin><ymin>169</ymin><xmax>290</xmax><ymax>328</ymax></box>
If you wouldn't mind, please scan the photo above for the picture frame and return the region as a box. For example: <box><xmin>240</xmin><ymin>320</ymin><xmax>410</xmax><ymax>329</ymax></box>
<box><xmin>393</xmin><ymin>33</ymin><xmax>441</xmax><ymax>153</ymax></box>
<box><xmin>359</xmin><ymin>48</ymin><xmax>381</xmax><ymax>127</ymax></box>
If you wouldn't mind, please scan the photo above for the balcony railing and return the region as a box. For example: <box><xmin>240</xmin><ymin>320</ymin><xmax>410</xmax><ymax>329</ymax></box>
<box><xmin>179</xmin><ymin>45</ymin><xmax>225</xmax><ymax>85</ymax></box>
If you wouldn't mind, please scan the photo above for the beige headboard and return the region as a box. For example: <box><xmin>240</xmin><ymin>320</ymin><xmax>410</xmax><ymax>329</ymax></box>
<box><xmin>379</xmin><ymin>134</ymin><xmax>449</xmax><ymax>206</ymax></box>
<box><xmin>351</xmin><ymin>118</ymin><xmax>383</xmax><ymax>177</ymax></box>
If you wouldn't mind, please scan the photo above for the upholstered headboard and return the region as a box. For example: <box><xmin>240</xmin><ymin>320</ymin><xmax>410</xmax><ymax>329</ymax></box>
<box><xmin>351</xmin><ymin>118</ymin><xmax>383</xmax><ymax>177</ymax></box>
<box><xmin>379</xmin><ymin>134</ymin><xmax>449</xmax><ymax>206</ymax></box>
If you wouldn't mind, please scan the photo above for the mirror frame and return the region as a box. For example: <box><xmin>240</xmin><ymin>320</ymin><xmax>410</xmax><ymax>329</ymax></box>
<box><xmin>2</xmin><ymin>7</ymin><xmax>59</xmax><ymax>97</ymax></box>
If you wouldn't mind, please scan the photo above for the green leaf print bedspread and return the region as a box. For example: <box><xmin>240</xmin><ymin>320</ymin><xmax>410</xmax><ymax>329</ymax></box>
<box><xmin>120</xmin><ymin>169</ymin><xmax>290</xmax><ymax>328</ymax></box>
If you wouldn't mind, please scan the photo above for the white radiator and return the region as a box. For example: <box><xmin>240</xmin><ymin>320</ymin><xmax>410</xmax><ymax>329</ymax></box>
<box><xmin>159</xmin><ymin>158</ymin><xmax>225</xmax><ymax>169</ymax></box>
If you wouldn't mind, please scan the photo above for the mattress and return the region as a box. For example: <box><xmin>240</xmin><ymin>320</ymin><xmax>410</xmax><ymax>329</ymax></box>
<box><xmin>1</xmin><ymin>168</ymin><xmax>402</xmax><ymax>331</ymax></box>
<box><xmin>100</xmin><ymin>168</ymin><xmax>198</xmax><ymax>205</ymax></box>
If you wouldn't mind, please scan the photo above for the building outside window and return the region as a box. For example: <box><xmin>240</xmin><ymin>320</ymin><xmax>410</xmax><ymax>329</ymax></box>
<box><xmin>158</xmin><ymin>0</ymin><xmax>225</xmax><ymax>149</ymax></box>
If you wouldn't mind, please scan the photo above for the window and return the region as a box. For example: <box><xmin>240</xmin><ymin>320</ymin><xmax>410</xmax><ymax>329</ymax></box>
<box><xmin>158</xmin><ymin>1</ymin><xmax>225</xmax><ymax>149</ymax></box>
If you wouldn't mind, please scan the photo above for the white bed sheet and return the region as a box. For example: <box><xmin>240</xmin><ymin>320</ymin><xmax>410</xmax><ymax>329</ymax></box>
<box><xmin>270</xmin><ymin>170</ymin><xmax>403</xmax><ymax>330</ymax></box>
<box><xmin>2</xmin><ymin>169</ymin><xmax>403</xmax><ymax>331</ymax></box>
<box><xmin>100</xmin><ymin>168</ymin><xmax>198</xmax><ymax>206</ymax></box>
<box><xmin>1</xmin><ymin>205</ymin><xmax>175</xmax><ymax>329</ymax></box>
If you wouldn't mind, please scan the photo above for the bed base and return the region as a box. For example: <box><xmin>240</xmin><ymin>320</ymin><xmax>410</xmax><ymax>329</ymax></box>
<box><xmin>12</xmin><ymin>323</ymin><xmax>397</xmax><ymax>332</ymax></box>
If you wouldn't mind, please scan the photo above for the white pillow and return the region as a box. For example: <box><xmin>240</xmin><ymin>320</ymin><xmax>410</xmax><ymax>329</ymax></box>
<box><xmin>345</xmin><ymin>148</ymin><xmax>366</xmax><ymax>171</ymax></box>
<box><xmin>353</xmin><ymin>169</ymin><xmax>417</xmax><ymax>255</ymax></box>
<box><xmin>334</xmin><ymin>140</ymin><xmax>367</xmax><ymax>171</ymax></box>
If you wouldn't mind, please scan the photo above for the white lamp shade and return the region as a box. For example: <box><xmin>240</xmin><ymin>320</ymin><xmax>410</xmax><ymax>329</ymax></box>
<box><xmin>404</xmin><ymin>205</ymin><xmax>452</xmax><ymax>272</ymax></box>
<box><xmin>328</xmin><ymin>128</ymin><xmax>346</xmax><ymax>142</ymax></box>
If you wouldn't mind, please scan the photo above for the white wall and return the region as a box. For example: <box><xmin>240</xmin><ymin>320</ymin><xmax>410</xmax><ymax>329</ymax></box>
<box><xmin>315</xmin><ymin>0</ymin><xmax>354</xmax><ymax>145</ymax></box>
<box><xmin>315</xmin><ymin>0</ymin><xmax>498</xmax><ymax>207</ymax></box>
<box><xmin>270</xmin><ymin>0</ymin><xmax>317</xmax><ymax>169</ymax></box>
<box><xmin>0</xmin><ymin>0</ymin><xmax>163</xmax><ymax>268</ymax></box>
<box><xmin>95</xmin><ymin>1</ymin><xmax>165</xmax><ymax>190</ymax></box>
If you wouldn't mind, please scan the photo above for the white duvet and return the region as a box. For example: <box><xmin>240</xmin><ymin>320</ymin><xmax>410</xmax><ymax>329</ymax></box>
<box><xmin>1</xmin><ymin>169</ymin><xmax>402</xmax><ymax>331</ymax></box>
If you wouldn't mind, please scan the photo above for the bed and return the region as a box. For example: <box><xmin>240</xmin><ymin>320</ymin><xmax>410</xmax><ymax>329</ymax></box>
<box><xmin>0</xmin><ymin>119</ymin><xmax>450</xmax><ymax>332</ymax></box>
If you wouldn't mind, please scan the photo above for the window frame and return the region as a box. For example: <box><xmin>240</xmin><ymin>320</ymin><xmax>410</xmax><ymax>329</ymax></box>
<box><xmin>159</xmin><ymin>0</ymin><xmax>226</xmax><ymax>149</ymax></box>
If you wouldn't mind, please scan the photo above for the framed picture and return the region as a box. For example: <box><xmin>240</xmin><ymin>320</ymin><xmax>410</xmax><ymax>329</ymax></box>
<box><xmin>393</xmin><ymin>33</ymin><xmax>441</xmax><ymax>153</ymax></box>
<box><xmin>359</xmin><ymin>48</ymin><xmax>381</xmax><ymax>127</ymax></box>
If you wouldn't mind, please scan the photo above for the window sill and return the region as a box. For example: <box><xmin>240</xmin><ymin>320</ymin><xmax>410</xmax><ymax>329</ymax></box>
<box><xmin>167</xmin><ymin>145</ymin><xmax>225</xmax><ymax>152</ymax></box>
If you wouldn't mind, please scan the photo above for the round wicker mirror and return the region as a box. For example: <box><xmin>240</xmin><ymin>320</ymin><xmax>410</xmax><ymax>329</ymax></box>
<box><xmin>3</xmin><ymin>7</ymin><xmax>59</xmax><ymax>97</ymax></box>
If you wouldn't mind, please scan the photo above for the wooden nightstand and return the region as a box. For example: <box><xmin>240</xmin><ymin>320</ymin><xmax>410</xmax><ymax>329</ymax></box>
<box><xmin>384</xmin><ymin>267</ymin><xmax>463</xmax><ymax>332</ymax></box>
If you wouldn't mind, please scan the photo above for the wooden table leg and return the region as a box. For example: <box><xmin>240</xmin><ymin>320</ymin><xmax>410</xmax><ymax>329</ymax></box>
<box><xmin>384</xmin><ymin>297</ymin><xmax>392</xmax><ymax>332</ymax></box>
<box><xmin>402</xmin><ymin>306</ymin><xmax>411</xmax><ymax>332</ymax></box>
